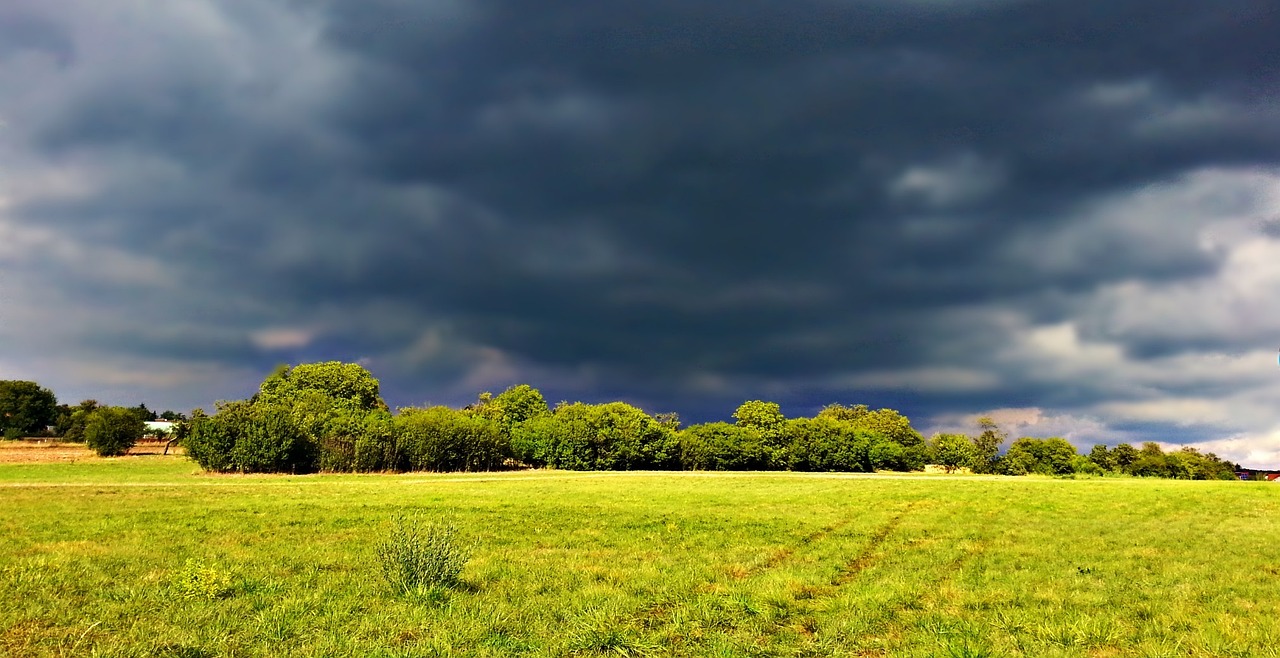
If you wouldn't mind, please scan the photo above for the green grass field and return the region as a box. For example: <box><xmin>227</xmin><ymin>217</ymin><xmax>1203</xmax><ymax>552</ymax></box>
<box><xmin>3</xmin><ymin>455</ymin><xmax>1280</xmax><ymax>657</ymax></box>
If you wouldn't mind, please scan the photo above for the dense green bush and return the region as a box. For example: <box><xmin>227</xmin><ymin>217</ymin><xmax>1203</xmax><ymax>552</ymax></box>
<box><xmin>512</xmin><ymin>402</ymin><xmax>678</xmax><ymax>471</ymax></box>
<box><xmin>679</xmin><ymin>422</ymin><xmax>768</xmax><ymax>470</ymax></box>
<box><xmin>396</xmin><ymin>406</ymin><xmax>509</xmax><ymax>472</ymax></box>
<box><xmin>930</xmin><ymin>433</ymin><xmax>979</xmax><ymax>472</ymax></box>
<box><xmin>185</xmin><ymin>401</ymin><xmax>314</xmax><ymax>473</ymax></box>
<box><xmin>84</xmin><ymin>406</ymin><xmax>145</xmax><ymax>457</ymax></box>
<box><xmin>1002</xmin><ymin>437</ymin><xmax>1078</xmax><ymax>475</ymax></box>
<box><xmin>784</xmin><ymin>417</ymin><xmax>873</xmax><ymax>472</ymax></box>
<box><xmin>170</xmin><ymin>361</ymin><xmax>1240</xmax><ymax>480</ymax></box>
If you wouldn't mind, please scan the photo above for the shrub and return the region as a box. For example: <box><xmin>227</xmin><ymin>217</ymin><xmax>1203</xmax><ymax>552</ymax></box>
<box><xmin>375</xmin><ymin>515</ymin><xmax>471</xmax><ymax>595</ymax></box>
<box><xmin>352</xmin><ymin>411</ymin><xmax>397</xmax><ymax>472</ymax></box>
<box><xmin>184</xmin><ymin>402</ymin><xmax>314</xmax><ymax>473</ymax></box>
<box><xmin>783</xmin><ymin>417</ymin><xmax>878</xmax><ymax>472</ymax></box>
<box><xmin>184</xmin><ymin>408</ymin><xmax>237</xmax><ymax>472</ymax></box>
<box><xmin>230</xmin><ymin>403</ymin><xmax>310</xmax><ymax>473</ymax></box>
<box><xmin>84</xmin><ymin>406</ymin><xmax>145</xmax><ymax>457</ymax></box>
<box><xmin>396</xmin><ymin>407</ymin><xmax>509</xmax><ymax>472</ymax></box>
<box><xmin>510</xmin><ymin>402</ymin><xmax>678</xmax><ymax>471</ymax></box>
<box><xmin>172</xmin><ymin>559</ymin><xmax>234</xmax><ymax>600</ymax></box>
<box><xmin>316</xmin><ymin>408</ymin><xmax>396</xmax><ymax>472</ymax></box>
<box><xmin>679</xmin><ymin>422</ymin><xmax>768</xmax><ymax>470</ymax></box>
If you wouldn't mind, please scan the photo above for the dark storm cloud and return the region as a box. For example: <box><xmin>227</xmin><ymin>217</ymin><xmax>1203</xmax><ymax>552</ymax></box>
<box><xmin>3</xmin><ymin>0</ymin><xmax>1279</xmax><ymax>447</ymax></box>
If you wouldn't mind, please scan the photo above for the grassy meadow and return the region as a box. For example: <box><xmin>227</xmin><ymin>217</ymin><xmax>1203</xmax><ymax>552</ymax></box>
<box><xmin>3</xmin><ymin>452</ymin><xmax>1280</xmax><ymax>657</ymax></box>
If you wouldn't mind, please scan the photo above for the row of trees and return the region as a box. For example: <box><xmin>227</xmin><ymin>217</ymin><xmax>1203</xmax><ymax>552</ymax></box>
<box><xmin>176</xmin><ymin>363</ymin><xmax>1241</xmax><ymax>480</ymax></box>
<box><xmin>0</xmin><ymin>380</ymin><xmax>183</xmax><ymax>441</ymax></box>
<box><xmin>2</xmin><ymin>368</ymin><xmax>1242</xmax><ymax>479</ymax></box>
<box><xmin>930</xmin><ymin>431</ymin><xmax>1237</xmax><ymax>480</ymax></box>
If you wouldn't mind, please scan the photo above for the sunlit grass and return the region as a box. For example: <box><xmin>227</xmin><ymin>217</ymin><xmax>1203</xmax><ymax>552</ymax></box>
<box><xmin>3</xmin><ymin>458</ymin><xmax>1280</xmax><ymax>656</ymax></box>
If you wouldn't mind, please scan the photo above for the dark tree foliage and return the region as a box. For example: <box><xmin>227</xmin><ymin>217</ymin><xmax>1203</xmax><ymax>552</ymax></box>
<box><xmin>930</xmin><ymin>433</ymin><xmax>979</xmax><ymax>473</ymax></box>
<box><xmin>84</xmin><ymin>406</ymin><xmax>145</xmax><ymax>457</ymax></box>
<box><xmin>57</xmin><ymin>400</ymin><xmax>101</xmax><ymax>441</ymax></box>
<box><xmin>128</xmin><ymin>403</ymin><xmax>158</xmax><ymax>422</ymax></box>
<box><xmin>1001</xmin><ymin>438</ymin><xmax>1078</xmax><ymax>475</ymax></box>
<box><xmin>0</xmin><ymin>380</ymin><xmax>58</xmax><ymax>437</ymax></box>
<box><xmin>257</xmin><ymin>361</ymin><xmax>387</xmax><ymax>412</ymax></box>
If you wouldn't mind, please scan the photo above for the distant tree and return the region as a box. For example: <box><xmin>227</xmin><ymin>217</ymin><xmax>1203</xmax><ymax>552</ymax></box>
<box><xmin>184</xmin><ymin>401</ymin><xmax>314</xmax><ymax>473</ymax></box>
<box><xmin>84</xmin><ymin>407</ymin><xmax>145</xmax><ymax>457</ymax></box>
<box><xmin>158</xmin><ymin>410</ymin><xmax>188</xmax><ymax>422</ymax></box>
<box><xmin>733</xmin><ymin>400</ymin><xmax>787</xmax><ymax>464</ymax></box>
<box><xmin>846</xmin><ymin>408</ymin><xmax>925</xmax><ymax>448</ymax></box>
<box><xmin>1111</xmin><ymin>443</ymin><xmax>1139</xmax><ymax>474</ymax></box>
<box><xmin>1003</xmin><ymin>437</ymin><xmax>1078</xmax><ymax>475</ymax></box>
<box><xmin>972</xmin><ymin>417</ymin><xmax>1006</xmax><ymax>474</ymax></box>
<box><xmin>654</xmin><ymin>412</ymin><xmax>681</xmax><ymax>432</ymax></box>
<box><xmin>474</xmin><ymin>384</ymin><xmax>549</xmax><ymax>431</ymax></box>
<box><xmin>931</xmin><ymin>433</ymin><xmax>978</xmax><ymax>473</ymax></box>
<box><xmin>128</xmin><ymin>403</ymin><xmax>158</xmax><ymax>422</ymax></box>
<box><xmin>1087</xmin><ymin>444</ymin><xmax>1115</xmax><ymax>471</ymax></box>
<box><xmin>0</xmin><ymin>380</ymin><xmax>58</xmax><ymax>437</ymax></box>
<box><xmin>784</xmin><ymin>417</ymin><xmax>879</xmax><ymax>472</ymax></box>
<box><xmin>816</xmin><ymin>403</ymin><xmax>870</xmax><ymax>423</ymax></box>
<box><xmin>1071</xmin><ymin>454</ymin><xmax>1104</xmax><ymax>475</ymax></box>
<box><xmin>61</xmin><ymin>400</ymin><xmax>102</xmax><ymax>442</ymax></box>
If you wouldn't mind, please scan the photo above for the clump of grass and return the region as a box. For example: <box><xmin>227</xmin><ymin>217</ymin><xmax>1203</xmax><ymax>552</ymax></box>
<box><xmin>172</xmin><ymin>559</ymin><xmax>234</xmax><ymax>600</ymax></box>
<box><xmin>375</xmin><ymin>513</ymin><xmax>472</xmax><ymax>596</ymax></box>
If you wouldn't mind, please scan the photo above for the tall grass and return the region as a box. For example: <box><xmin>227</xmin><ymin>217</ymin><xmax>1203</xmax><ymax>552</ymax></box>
<box><xmin>375</xmin><ymin>514</ymin><xmax>471</xmax><ymax>595</ymax></box>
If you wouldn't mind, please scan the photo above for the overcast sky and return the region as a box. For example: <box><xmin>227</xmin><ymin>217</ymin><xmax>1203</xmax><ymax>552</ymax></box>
<box><xmin>2</xmin><ymin>1</ymin><xmax>1279</xmax><ymax>465</ymax></box>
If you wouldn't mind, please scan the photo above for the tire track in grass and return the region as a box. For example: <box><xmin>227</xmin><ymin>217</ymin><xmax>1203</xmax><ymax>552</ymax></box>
<box><xmin>732</xmin><ymin>516</ymin><xmax>856</xmax><ymax>580</ymax></box>
<box><xmin>629</xmin><ymin>500</ymin><xmax>924</xmax><ymax>644</ymax></box>
<box><xmin>632</xmin><ymin>515</ymin><xmax>859</xmax><ymax>630</ymax></box>
<box><xmin>831</xmin><ymin>501</ymin><xmax>921</xmax><ymax>586</ymax></box>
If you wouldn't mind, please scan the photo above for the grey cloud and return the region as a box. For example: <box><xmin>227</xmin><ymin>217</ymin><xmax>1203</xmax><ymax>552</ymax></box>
<box><xmin>2</xmin><ymin>0</ymin><xmax>1279</xmax><ymax>448</ymax></box>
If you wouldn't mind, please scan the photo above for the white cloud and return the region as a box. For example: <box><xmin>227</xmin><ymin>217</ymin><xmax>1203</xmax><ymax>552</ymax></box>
<box><xmin>890</xmin><ymin>153</ymin><xmax>1005</xmax><ymax>208</ymax></box>
<box><xmin>249</xmin><ymin>328</ymin><xmax>314</xmax><ymax>351</ymax></box>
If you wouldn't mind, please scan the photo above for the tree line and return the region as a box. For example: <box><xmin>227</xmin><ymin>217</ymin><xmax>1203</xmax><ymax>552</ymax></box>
<box><xmin>0</xmin><ymin>366</ymin><xmax>1242</xmax><ymax>479</ymax></box>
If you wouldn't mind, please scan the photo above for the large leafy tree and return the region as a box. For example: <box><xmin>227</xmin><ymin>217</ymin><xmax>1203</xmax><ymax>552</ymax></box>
<box><xmin>0</xmin><ymin>380</ymin><xmax>58</xmax><ymax>437</ymax></box>
<box><xmin>257</xmin><ymin>361</ymin><xmax>387</xmax><ymax>412</ymax></box>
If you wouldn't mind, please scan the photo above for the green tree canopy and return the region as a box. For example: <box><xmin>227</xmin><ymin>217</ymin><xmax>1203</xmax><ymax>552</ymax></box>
<box><xmin>972</xmin><ymin>416</ymin><xmax>1006</xmax><ymax>473</ymax></box>
<box><xmin>0</xmin><ymin>380</ymin><xmax>58</xmax><ymax>436</ymax></box>
<box><xmin>733</xmin><ymin>401</ymin><xmax>785</xmax><ymax>439</ymax></box>
<box><xmin>931</xmin><ymin>433</ymin><xmax>978</xmax><ymax>473</ymax></box>
<box><xmin>257</xmin><ymin>362</ymin><xmax>387</xmax><ymax>412</ymax></box>
<box><xmin>84</xmin><ymin>406</ymin><xmax>145</xmax><ymax>457</ymax></box>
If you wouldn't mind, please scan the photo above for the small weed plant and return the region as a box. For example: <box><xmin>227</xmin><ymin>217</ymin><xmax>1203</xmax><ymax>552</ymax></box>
<box><xmin>375</xmin><ymin>513</ymin><xmax>472</xmax><ymax>596</ymax></box>
<box><xmin>172</xmin><ymin>559</ymin><xmax>234</xmax><ymax>600</ymax></box>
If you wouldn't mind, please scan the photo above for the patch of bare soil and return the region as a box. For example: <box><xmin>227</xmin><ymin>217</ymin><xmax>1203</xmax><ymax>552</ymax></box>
<box><xmin>0</xmin><ymin>440</ymin><xmax>182</xmax><ymax>463</ymax></box>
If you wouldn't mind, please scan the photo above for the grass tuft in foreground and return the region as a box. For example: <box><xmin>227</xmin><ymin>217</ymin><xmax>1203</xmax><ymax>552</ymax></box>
<box><xmin>375</xmin><ymin>513</ymin><xmax>472</xmax><ymax>597</ymax></box>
